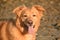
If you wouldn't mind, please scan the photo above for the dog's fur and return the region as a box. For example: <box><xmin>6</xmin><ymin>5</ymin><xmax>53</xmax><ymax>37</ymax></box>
<box><xmin>0</xmin><ymin>5</ymin><xmax>45</xmax><ymax>40</ymax></box>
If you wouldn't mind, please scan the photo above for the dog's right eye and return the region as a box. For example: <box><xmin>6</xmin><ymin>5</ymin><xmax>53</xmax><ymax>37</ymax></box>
<box><xmin>33</xmin><ymin>15</ymin><xmax>36</xmax><ymax>17</ymax></box>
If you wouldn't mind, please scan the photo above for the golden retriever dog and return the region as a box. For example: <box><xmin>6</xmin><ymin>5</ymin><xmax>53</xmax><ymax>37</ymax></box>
<box><xmin>0</xmin><ymin>5</ymin><xmax>45</xmax><ymax>40</ymax></box>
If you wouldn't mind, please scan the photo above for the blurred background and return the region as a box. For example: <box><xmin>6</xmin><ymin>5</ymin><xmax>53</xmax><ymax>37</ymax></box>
<box><xmin>0</xmin><ymin>0</ymin><xmax>60</xmax><ymax>40</ymax></box>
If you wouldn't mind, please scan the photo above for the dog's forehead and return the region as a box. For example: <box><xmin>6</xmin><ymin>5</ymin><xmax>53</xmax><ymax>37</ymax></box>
<box><xmin>31</xmin><ymin>7</ymin><xmax>39</xmax><ymax>13</ymax></box>
<box><xmin>22</xmin><ymin>7</ymin><xmax>39</xmax><ymax>14</ymax></box>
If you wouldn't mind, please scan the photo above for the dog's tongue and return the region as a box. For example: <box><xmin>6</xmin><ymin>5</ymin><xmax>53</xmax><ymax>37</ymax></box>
<box><xmin>28</xmin><ymin>26</ymin><xmax>34</xmax><ymax>34</ymax></box>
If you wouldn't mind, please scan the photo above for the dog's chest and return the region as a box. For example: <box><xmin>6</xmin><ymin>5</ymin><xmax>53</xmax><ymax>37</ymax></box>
<box><xmin>9</xmin><ymin>27</ymin><xmax>35</xmax><ymax>40</ymax></box>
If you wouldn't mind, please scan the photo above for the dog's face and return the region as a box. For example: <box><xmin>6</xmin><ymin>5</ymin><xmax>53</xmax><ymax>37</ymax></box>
<box><xmin>13</xmin><ymin>5</ymin><xmax>45</xmax><ymax>34</ymax></box>
<box><xmin>20</xmin><ymin>8</ymin><xmax>41</xmax><ymax>27</ymax></box>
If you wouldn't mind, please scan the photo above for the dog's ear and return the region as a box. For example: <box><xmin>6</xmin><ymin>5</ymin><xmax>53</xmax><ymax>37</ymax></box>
<box><xmin>33</xmin><ymin>5</ymin><xmax>45</xmax><ymax>16</ymax></box>
<box><xmin>13</xmin><ymin>6</ymin><xmax>26</xmax><ymax>16</ymax></box>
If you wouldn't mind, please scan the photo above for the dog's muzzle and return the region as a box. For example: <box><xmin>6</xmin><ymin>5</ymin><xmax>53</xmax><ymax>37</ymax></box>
<box><xmin>22</xmin><ymin>19</ymin><xmax>35</xmax><ymax>34</ymax></box>
<box><xmin>27</xmin><ymin>20</ymin><xmax>33</xmax><ymax>26</ymax></box>
<box><xmin>22</xmin><ymin>19</ymin><xmax>35</xmax><ymax>28</ymax></box>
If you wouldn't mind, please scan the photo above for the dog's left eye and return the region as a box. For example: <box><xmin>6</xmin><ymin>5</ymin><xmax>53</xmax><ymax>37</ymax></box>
<box><xmin>23</xmin><ymin>15</ymin><xmax>27</xmax><ymax>17</ymax></box>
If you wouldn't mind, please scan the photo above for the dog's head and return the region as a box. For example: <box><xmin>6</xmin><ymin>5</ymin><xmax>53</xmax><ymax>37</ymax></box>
<box><xmin>13</xmin><ymin>5</ymin><xmax>45</xmax><ymax>34</ymax></box>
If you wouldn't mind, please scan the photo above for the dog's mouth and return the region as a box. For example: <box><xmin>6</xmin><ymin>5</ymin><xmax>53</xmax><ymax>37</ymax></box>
<box><xmin>26</xmin><ymin>23</ymin><xmax>35</xmax><ymax>34</ymax></box>
<box><xmin>21</xmin><ymin>21</ymin><xmax>35</xmax><ymax>34</ymax></box>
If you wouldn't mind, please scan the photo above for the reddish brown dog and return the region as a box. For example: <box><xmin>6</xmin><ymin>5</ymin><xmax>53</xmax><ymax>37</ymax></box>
<box><xmin>0</xmin><ymin>5</ymin><xmax>45</xmax><ymax>40</ymax></box>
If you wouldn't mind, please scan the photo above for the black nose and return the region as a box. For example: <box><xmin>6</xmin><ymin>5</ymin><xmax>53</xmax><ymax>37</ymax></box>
<box><xmin>27</xmin><ymin>20</ymin><xmax>33</xmax><ymax>26</ymax></box>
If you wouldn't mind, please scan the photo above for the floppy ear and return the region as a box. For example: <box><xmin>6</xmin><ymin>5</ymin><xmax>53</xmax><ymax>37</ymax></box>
<box><xmin>13</xmin><ymin>6</ymin><xmax>26</xmax><ymax>16</ymax></box>
<box><xmin>33</xmin><ymin>5</ymin><xmax>45</xmax><ymax>16</ymax></box>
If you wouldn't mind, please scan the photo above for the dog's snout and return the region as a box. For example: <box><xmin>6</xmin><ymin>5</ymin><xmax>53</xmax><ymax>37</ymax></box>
<box><xmin>28</xmin><ymin>20</ymin><xmax>33</xmax><ymax>24</ymax></box>
<box><xmin>27</xmin><ymin>20</ymin><xmax>33</xmax><ymax>26</ymax></box>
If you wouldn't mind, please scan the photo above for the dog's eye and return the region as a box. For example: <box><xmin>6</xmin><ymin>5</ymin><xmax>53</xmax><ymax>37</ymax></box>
<box><xmin>23</xmin><ymin>15</ymin><xmax>27</xmax><ymax>17</ymax></box>
<box><xmin>33</xmin><ymin>15</ymin><xmax>36</xmax><ymax>17</ymax></box>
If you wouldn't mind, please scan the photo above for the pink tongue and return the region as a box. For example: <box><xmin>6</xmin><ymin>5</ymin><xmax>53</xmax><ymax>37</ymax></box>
<box><xmin>28</xmin><ymin>26</ymin><xmax>34</xmax><ymax>34</ymax></box>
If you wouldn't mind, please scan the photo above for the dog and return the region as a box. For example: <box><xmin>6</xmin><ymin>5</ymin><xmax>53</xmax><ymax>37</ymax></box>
<box><xmin>0</xmin><ymin>5</ymin><xmax>45</xmax><ymax>40</ymax></box>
